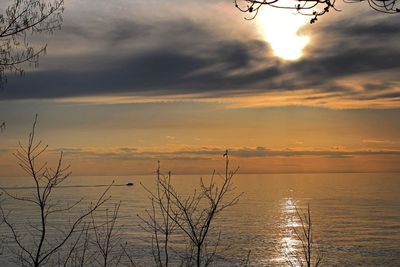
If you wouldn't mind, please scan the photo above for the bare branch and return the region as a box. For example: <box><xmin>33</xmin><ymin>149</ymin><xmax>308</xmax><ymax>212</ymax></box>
<box><xmin>0</xmin><ymin>0</ymin><xmax>64</xmax><ymax>86</ymax></box>
<box><xmin>0</xmin><ymin>115</ymin><xmax>113</xmax><ymax>267</ymax></box>
<box><xmin>285</xmin><ymin>203</ymin><xmax>323</xmax><ymax>267</ymax></box>
<box><xmin>234</xmin><ymin>0</ymin><xmax>400</xmax><ymax>23</ymax></box>
<box><xmin>140</xmin><ymin>151</ymin><xmax>242</xmax><ymax>267</ymax></box>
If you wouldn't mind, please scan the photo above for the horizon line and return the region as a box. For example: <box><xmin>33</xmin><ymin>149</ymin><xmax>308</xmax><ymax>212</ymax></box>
<box><xmin>2</xmin><ymin>170</ymin><xmax>400</xmax><ymax>179</ymax></box>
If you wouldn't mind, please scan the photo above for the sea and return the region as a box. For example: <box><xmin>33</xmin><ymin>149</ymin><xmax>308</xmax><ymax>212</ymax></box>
<box><xmin>0</xmin><ymin>173</ymin><xmax>399</xmax><ymax>266</ymax></box>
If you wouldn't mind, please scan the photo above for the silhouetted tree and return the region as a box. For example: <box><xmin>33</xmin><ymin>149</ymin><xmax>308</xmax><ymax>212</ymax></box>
<box><xmin>0</xmin><ymin>115</ymin><xmax>112</xmax><ymax>267</ymax></box>
<box><xmin>139</xmin><ymin>151</ymin><xmax>243</xmax><ymax>267</ymax></box>
<box><xmin>0</xmin><ymin>0</ymin><xmax>64</xmax><ymax>85</ymax></box>
<box><xmin>0</xmin><ymin>0</ymin><xmax>64</xmax><ymax>132</ymax></box>
<box><xmin>285</xmin><ymin>203</ymin><xmax>323</xmax><ymax>267</ymax></box>
<box><xmin>235</xmin><ymin>0</ymin><xmax>400</xmax><ymax>23</ymax></box>
<box><xmin>90</xmin><ymin>202</ymin><xmax>130</xmax><ymax>267</ymax></box>
<box><xmin>55</xmin><ymin>202</ymin><xmax>134</xmax><ymax>267</ymax></box>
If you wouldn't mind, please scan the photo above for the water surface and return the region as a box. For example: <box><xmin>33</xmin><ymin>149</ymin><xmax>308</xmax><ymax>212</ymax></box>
<box><xmin>0</xmin><ymin>173</ymin><xmax>399</xmax><ymax>266</ymax></box>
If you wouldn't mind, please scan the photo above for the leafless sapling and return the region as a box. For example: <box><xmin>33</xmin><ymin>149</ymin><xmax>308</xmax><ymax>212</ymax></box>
<box><xmin>285</xmin><ymin>203</ymin><xmax>323</xmax><ymax>267</ymax></box>
<box><xmin>90</xmin><ymin>201</ymin><xmax>130</xmax><ymax>267</ymax></box>
<box><xmin>0</xmin><ymin>115</ymin><xmax>112</xmax><ymax>267</ymax></box>
<box><xmin>140</xmin><ymin>151</ymin><xmax>242</xmax><ymax>267</ymax></box>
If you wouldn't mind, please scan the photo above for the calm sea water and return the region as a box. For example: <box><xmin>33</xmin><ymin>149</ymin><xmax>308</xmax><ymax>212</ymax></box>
<box><xmin>0</xmin><ymin>173</ymin><xmax>399</xmax><ymax>266</ymax></box>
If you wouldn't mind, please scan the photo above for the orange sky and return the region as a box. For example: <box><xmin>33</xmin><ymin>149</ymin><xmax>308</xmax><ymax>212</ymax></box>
<box><xmin>1</xmin><ymin>103</ymin><xmax>399</xmax><ymax>176</ymax></box>
<box><xmin>1</xmin><ymin>0</ymin><xmax>400</xmax><ymax>176</ymax></box>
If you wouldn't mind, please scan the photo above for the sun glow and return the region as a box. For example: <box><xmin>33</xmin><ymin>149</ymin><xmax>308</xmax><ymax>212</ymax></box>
<box><xmin>258</xmin><ymin>8</ymin><xmax>310</xmax><ymax>61</ymax></box>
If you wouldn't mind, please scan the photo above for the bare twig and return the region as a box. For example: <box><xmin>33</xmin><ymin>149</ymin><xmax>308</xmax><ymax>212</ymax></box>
<box><xmin>140</xmin><ymin>151</ymin><xmax>243</xmax><ymax>267</ymax></box>
<box><xmin>91</xmin><ymin>202</ymin><xmax>125</xmax><ymax>267</ymax></box>
<box><xmin>0</xmin><ymin>115</ymin><xmax>112</xmax><ymax>267</ymax></box>
<box><xmin>234</xmin><ymin>0</ymin><xmax>399</xmax><ymax>23</ymax></box>
<box><xmin>0</xmin><ymin>0</ymin><xmax>64</xmax><ymax>86</ymax></box>
<box><xmin>285</xmin><ymin>203</ymin><xmax>323</xmax><ymax>267</ymax></box>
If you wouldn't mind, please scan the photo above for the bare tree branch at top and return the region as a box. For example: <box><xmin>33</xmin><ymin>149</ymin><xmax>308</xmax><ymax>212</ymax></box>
<box><xmin>0</xmin><ymin>0</ymin><xmax>64</xmax><ymax>86</ymax></box>
<box><xmin>234</xmin><ymin>0</ymin><xmax>400</xmax><ymax>23</ymax></box>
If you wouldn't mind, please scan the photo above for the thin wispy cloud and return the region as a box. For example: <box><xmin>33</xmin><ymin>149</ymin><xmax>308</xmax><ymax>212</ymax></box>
<box><xmin>26</xmin><ymin>146</ymin><xmax>400</xmax><ymax>160</ymax></box>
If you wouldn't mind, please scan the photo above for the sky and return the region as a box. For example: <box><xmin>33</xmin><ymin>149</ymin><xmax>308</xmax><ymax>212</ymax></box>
<box><xmin>1</xmin><ymin>0</ymin><xmax>400</xmax><ymax>176</ymax></box>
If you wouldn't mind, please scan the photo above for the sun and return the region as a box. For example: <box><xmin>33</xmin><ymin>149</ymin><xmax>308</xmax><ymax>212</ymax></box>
<box><xmin>257</xmin><ymin>8</ymin><xmax>310</xmax><ymax>61</ymax></box>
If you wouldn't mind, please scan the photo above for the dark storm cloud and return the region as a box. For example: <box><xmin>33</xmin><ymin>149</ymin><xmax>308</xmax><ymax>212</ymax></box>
<box><xmin>1</xmin><ymin>10</ymin><xmax>400</xmax><ymax>103</ymax></box>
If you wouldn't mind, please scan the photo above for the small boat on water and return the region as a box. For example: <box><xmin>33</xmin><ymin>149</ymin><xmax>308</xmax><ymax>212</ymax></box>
<box><xmin>126</xmin><ymin>182</ymin><xmax>134</xmax><ymax>186</ymax></box>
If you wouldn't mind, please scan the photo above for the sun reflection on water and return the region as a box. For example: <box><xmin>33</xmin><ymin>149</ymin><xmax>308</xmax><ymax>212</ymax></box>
<box><xmin>276</xmin><ymin>197</ymin><xmax>301</xmax><ymax>266</ymax></box>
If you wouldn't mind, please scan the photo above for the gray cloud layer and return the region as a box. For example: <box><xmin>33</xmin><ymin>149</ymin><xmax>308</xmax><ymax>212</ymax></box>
<box><xmin>1</xmin><ymin>2</ymin><xmax>400</xmax><ymax>106</ymax></box>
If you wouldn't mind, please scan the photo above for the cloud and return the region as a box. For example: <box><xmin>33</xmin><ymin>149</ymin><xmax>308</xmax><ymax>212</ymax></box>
<box><xmin>362</xmin><ymin>139</ymin><xmax>400</xmax><ymax>146</ymax></box>
<box><xmin>50</xmin><ymin>147</ymin><xmax>84</xmax><ymax>153</ymax></box>
<box><xmin>2</xmin><ymin>40</ymin><xmax>276</xmax><ymax>99</ymax></box>
<box><xmin>1</xmin><ymin>1</ymin><xmax>400</xmax><ymax>109</ymax></box>
<box><xmin>118</xmin><ymin>147</ymin><xmax>138</xmax><ymax>153</ymax></box>
<box><xmin>43</xmin><ymin>146</ymin><xmax>400</xmax><ymax>161</ymax></box>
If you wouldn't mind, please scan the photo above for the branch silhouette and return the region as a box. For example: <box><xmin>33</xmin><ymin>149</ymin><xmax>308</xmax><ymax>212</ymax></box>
<box><xmin>0</xmin><ymin>0</ymin><xmax>64</xmax><ymax>86</ymax></box>
<box><xmin>0</xmin><ymin>115</ymin><xmax>113</xmax><ymax>267</ymax></box>
<box><xmin>235</xmin><ymin>0</ymin><xmax>400</xmax><ymax>23</ymax></box>
<box><xmin>139</xmin><ymin>151</ymin><xmax>243</xmax><ymax>267</ymax></box>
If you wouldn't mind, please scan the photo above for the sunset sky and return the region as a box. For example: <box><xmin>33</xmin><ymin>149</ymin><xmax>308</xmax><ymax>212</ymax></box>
<box><xmin>1</xmin><ymin>0</ymin><xmax>400</xmax><ymax>176</ymax></box>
